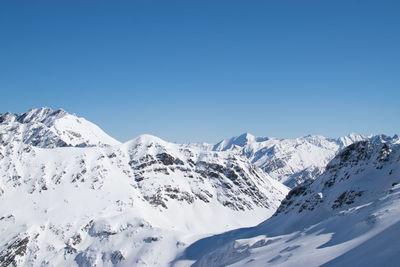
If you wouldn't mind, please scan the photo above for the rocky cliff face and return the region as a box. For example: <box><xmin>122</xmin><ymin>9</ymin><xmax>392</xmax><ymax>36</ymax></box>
<box><xmin>124</xmin><ymin>134</ymin><xmax>287</xmax><ymax>211</ymax></box>
<box><xmin>275</xmin><ymin>136</ymin><xmax>398</xmax><ymax>220</ymax></box>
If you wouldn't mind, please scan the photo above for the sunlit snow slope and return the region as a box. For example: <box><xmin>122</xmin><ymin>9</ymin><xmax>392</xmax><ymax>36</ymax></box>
<box><xmin>0</xmin><ymin>108</ymin><xmax>288</xmax><ymax>266</ymax></box>
<box><xmin>183</xmin><ymin>135</ymin><xmax>400</xmax><ymax>267</ymax></box>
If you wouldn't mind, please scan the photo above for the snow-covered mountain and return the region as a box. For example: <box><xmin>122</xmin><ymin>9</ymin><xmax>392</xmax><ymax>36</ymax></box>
<box><xmin>0</xmin><ymin>107</ymin><xmax>120</xmax><ymax>148</ymax></box>
<box><xmin>124</xmin><ymin>134</ymin><xmax>287</xmax><ymax>211</ymax></box>
<box><xmin>0</xmin><ymin>108</ymin><xmax>288</xmax><ymax>266</ymax></box>
<box><xmin>2</xmin><ymin>107</ymin><xmax>398</xmax><ymax>267</ymax></box>
<box><xmin>213</xmin><ymin>132</ymin><xmax>368</xmax><ymax>187</ymax></box>
<box><xmin>182</xmin><ymin>135</ymin><xmax>400</xmax><ymax>266</ymax></box>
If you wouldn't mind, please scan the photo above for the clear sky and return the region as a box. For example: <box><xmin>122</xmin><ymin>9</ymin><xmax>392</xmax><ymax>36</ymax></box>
<box><xmin>1</xmin><ymin>0</ymin><xmax>399</xmax><ymax>143</ymax></box>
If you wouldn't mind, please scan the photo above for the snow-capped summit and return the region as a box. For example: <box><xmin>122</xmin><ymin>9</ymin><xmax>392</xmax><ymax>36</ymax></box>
<box><xmin>212</xmin><ymin>133</ymin><xmax>269</xmax><ymax>151</ymax></box>
<box><xmin>15</xmin><ymin>107</ymin><xmax>67</xmax><ymax>125</ymax></box>
<box><xmin>124</xmin><ymin>134</ymin><xmax>173</xmax><ymax>157</ymax></box>
<box><xmin>337</xmin><ymin>132</ymin><xmax>370</xmax><ymax>147</ymax></box>
<box><xmin>0</xmin><ymin>107</ymin><xmax>120</xmax><ymax>148</ymax></box>
<box><xmin>213</xmin><ymin>132</ymin><xmax>370</xmax><ymax>187</ymax></box>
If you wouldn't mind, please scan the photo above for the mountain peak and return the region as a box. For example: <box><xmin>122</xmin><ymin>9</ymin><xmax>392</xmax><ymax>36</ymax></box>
<box><xmin>213</xmin><ymin>133</ymin><xmax>375</xmax><ymax>187</ymax></box>
<box><xmin>125</xmin><ymin>134</ymin><xmax>167</xmax><ymax>146</ymax></box>
<box><xmin>0</xmin><ymin>107</ymin><xmax>119</xmax><ymax>148</ymax></box>
<box><xmin>16</xmin><ymin>107</ymin><xmax>68</xmax><ymax>125</ymax></box>
<box><xmin>235</xmin><ymin>132</ymin><xmax>255</xmax><ymax>144</ymax></box>
<box><xmin>213</xmin><ymin>133</ymin><xmax>257</xmax><ymax>151</ymax></box>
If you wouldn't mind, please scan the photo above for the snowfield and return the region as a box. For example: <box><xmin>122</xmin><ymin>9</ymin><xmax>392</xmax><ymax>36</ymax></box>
<box><xmin>181</xmin><ymin>136</ymin><xmax>400</xmax><ymax>267</ymax></box>
<box><xmin>0</xmin><ymin>107</ymin><xmax>398</xmax><ymax>267</ymax></box>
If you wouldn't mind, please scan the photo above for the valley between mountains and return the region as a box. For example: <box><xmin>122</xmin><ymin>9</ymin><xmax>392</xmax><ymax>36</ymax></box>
<box><xmin>0</xmin><ymin>107</ymin><xmax>399</xmax><ymax>266</ymax></box>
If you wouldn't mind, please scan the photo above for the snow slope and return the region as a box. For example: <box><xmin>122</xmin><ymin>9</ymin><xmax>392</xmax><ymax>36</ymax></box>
<box><xmin>182</xmin><ymin>135</ymin><xmax>400</xmax><ymax>266</ymax></box>
<box><xmin>0</xmin><ymin>108</ymin><xmax>288</xmax><ymax>266</ymax></box>
<box><xmin>213</xmin><ymin>133</ymin><xmax>368</xmax><ymax>187</ymax></box>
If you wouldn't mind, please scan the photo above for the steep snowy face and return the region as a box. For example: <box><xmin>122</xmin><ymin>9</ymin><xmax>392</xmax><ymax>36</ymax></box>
<box><xmin>0</xmin><ymin>143</ymin><xmax>169</xmax><ymax>266</ymax></box>
<box><xmin>124</xmin><ymin>134</ymin><xmax>288</xmax><ymax>211</ymax></box>
<box><xmin>187</xmin><ymin>136</ymin><xmax>400</xmax><ymax>267</ymax></box>
<box><xmin>274</xmin><ymin>136</ymin><xmax>399</xmax><ymax>225</ymax></box>
<box><xmin>0</xmin><ymin>107</ymin><xmax>120</xmax><ymax>148</ymax></box>
<box><xmin>213</xmin><ymin>133</ymin><xmax>368</xmax><ymax>187</ymax></box>
<box><xmin>0</xmin><ymin>113</ymin><xmax>288</xmax><ymax>266</ymax></box>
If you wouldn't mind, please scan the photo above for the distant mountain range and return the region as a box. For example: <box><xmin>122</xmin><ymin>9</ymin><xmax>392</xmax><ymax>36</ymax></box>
<box><xmin>213</xmin><ymin>132</ymin><xmax>369</xmax><ymax>187</ymax></box>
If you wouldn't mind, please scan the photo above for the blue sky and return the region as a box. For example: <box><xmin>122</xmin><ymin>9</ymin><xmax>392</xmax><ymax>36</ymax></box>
<box><xmin>1</xmin><ymin>0</ymin><xmax>399</xmax><ymax>143</ymax></box>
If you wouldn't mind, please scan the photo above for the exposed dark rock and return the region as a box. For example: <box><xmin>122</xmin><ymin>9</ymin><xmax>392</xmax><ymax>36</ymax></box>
<box><xmin>107</xmin><ymin>153</ymin><xmax>117</xmax><ymax>158</ymax></box>
<box><xmin>110</xmin><ymin>250</ymin><xmax>125</xmax><ymax>264</ymax></box>
<box><xmin>71</xmin><ymin>234</ymin><xmax>82</xmax><ymax>245</ymax></box>
<box><xmin>144</xmin><ymin>194</ymin><xmax>167</xmax><ymax>209</ymax></box>
<box><xmin>332</xmin><ymin>190</ymin><xmax>363</xmax><ymax>209</ymax></box>
<box><xmin>64</xmin><ymin>246</ymin><xmax>77</xmax><ymax>255</ymax></box>
<box><xmin>0</xmin><ymin>236</ymin><xmax>29</xmax><ymax>266</ymax></box>
<box><xmin>88</xmin><ymin>224</ymin><xmax>117</xmax><ymax>238</ymax></box>
<box><xmin>174</xmin><ymin>158</ymin><xmax>184</xmax><ymax>165</ymax></box>
<box><xmin>82</xmin><ymin>220</ymin><xmax>94</xmax><ymax>232</ymax></box>
<box><xmin>156</xmin><ymin>153</ymin><xmax>175</xmax><ymax>165</ymax></box>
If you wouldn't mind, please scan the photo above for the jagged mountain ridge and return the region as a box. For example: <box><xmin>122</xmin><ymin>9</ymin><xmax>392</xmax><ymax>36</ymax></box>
<box><xmin>1</xmin><ymin>107</ymin><xmax>371</xmax><ymax>189</ymax></box>
<box><xmin>0</xmin><ymin>108</ymin><xmax>288</xmax><ymax>266</ymax></box>
<box><xmin>0</xmin><ymin>107</ymin><xmax>120</xmax><ymax>148</ymax></box>
<box><xmin>183</xmin><ymin>135</ymin><xmax>400</xmax><ymax>266</ymax></box>
<box><xmin>213</xmin><ymin>132</ymin><xmax>369</xmax><ymax>187</ymax></box>
<box><xmin>124</xmin><ymin>134</ymin><xmax>287</xmax><ymax>211</ymax></box>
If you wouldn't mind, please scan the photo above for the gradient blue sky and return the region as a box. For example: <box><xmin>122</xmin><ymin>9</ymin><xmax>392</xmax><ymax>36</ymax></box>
<box><xmin>1</xmin><ymin>0</ymin><xmax>399</xmax><ymax>143</ymax></box>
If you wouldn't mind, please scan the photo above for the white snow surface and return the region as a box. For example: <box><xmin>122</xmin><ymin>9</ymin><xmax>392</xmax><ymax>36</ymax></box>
<box><xmin>181</xmin><ymin>135</ymin><xmax>400</xmax><ymax>267</ymax></box>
